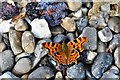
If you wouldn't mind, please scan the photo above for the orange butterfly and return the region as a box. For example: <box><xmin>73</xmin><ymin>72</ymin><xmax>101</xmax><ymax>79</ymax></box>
<box><xmin>42</xmin><ymin>37</ymin><xmax>87</xmax><ymax>65</ymax></box>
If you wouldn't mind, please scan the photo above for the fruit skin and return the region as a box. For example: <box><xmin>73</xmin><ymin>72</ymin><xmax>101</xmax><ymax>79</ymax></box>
<box><xmin>26</xmin><ymin>2</ymin><xmax>68</xmax><ymax>27</ymax></box>
<box><xmin>0</xmin><ymin>2</ymin><xmax>19</xmax><ymax>20</ymax></box>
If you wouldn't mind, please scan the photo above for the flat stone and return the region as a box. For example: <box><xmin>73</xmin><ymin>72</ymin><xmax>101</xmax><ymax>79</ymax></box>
<box><xmin>67</xmin><ymin>63</ymin><xmax>85</xmax><ymax>79</ymax></box>
<box><xmin>98</xmin><ymin>27</ymin><xmax>113</xmax><ymax>42</ymax></box>
<box><xmin>100</xmin><ymin>66</ymin><xmax>119</xmax><ymax>79</ymax></box>
<box><xmin>13</xmin><ymin>58</ymin><xmax>32</xmax><ymax>75</ymax></box>
<box><xmin>79</xmin><ymin>27</ymin><xmax>97</xmax><ymax>51</ymax></box>
<box><xmin>22</xmin><ymin>31</ymin><xmax>35</xmax><ymax>53</ymax></box>
<box><xmin>114</xmin><ymin>47</ymin><xmax>120</xmax><ymax>69</ymax></box>
<box><xmin>9</xmin><ymin>28</ymin><xmax>23</xmax><ymax>55</ymax></box>
<box><xmin>91</xmin><ymin>52</ymin><xmax>113</xmax><ymax>79</ymax></box>
<box><xmin>15</xmin><ymin>19</ymin><xmax>28</xmax><ymax>31</ymax></box>
<box><xmin>61</xmin><ymin>17</ymin><xmax>76</xmax><ymax>32</ymax></box>
<box><xmin>108</xmin><ymin>17</ymin><xmax>120</xmax><ymax>33</ymax></box>
<box><xmin>28</xmin><ymin>66</ymin><xmax>54</xmax><ymax>79</ymax></box>
<box><xmin>30</xmin><ymin>18</ymin><xmax>51</xmax><ymax>38</ymax></box>
<box><xmin>0</xmin><ymin>50</ymin><xmax>14</xmax><ymax>72</ymax></box>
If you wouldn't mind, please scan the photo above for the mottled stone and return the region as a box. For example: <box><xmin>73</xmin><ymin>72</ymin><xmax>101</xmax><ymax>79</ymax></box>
<box><xmin>67</xmin><ymin>63</ymin><xmax>85</xmax><ymax>79</ymax></box>
<box><xmin>13</xmin><ymin>58</ymin><xmax>32</xmax><ymax>75</ymax></box>
<box><xmin>80</xmin><ymin>27</ymin><xmax>97</xmax><ymax>50</ymax></box>
<box><xmin>28</xmin><ymin>66</ymin><xmax>54</xmax><ymax>79</ymax></box>
<box><xmin>92</xmin><ymin>52</ymin><xmax>113</xmax><ymax>79</ymax></box>
<box><xmin>9</xmin><ymin>28</ymin><xmax>23</xmax><ymax>55</ymax></box>
<box><xmin>97</xmin><ymin>41</ymin><xmax>107</xmax><ymax>52</ymax></box>
<box><xmin>0</xmin><ymin>50</ymin><xmax>14</xmax><ymax>72</ymax></box>
<box><xmin>22</xmin><ymin>31</ymin><xmax>35</xmax><ymax>53</ymax></box>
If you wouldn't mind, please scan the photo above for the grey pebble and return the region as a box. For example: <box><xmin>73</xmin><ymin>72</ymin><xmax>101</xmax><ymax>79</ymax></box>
<box><xmin>97</xmin><ymin>41</ymin><xmax>107</xmax><ymax>53</ymax></box>
<box><xmin>67</xmin><ymin>63</ymin><xmax>85</xmax><ymax>79</ymax></box>
<box><xmin>80</xmin><ymin>27</ymin><xmax>97</xmax><ymax>51</ymax></box>
<box><xmin>53</xmin><ymin>34</ymin><xmax>67</xmax><ymax>43</ymax></box>
<box><xmin>12</xmin><ymin>58</ymin><xmax>32</xmax><ymax>75</ymax></box>
<box><xmin>0</xmin><ymin>50</ymin><xmax>14</xmax><ymax>72</ymax></box>
<box><xmin>98</xmin><ymin>27</ymin><xmax>113</xmax><ymax>42</ymax></box>
<box><xmin>91</xmin><ymin>52</ymin><xmax>113</xmax><ymax>79</ymax></box>
<box><xmin>114</xmin><ymin>47</ymin><xmax>120</xmax><ymax>69</ymax></box>
<box><xmin>28</xmin><ymin>66</ymin><xmax>54</xmax><ymax>79</ymax></box>
<box><xmin>67</xmin><ymin>33</ymin><xmax>75</xmax><ymax>41</ymax></box>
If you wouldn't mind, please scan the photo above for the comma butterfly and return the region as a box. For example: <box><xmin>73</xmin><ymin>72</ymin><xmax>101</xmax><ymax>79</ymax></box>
<box><xmin>42</xmin><ymin>36</ymin><xmax>88</xmax><ymax>65</ymax></box>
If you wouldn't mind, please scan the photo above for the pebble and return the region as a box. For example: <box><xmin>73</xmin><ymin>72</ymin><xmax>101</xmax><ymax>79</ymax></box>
<box><xmin>0</xmin><ymin>42</ymin><xmax>6</xmax><ymax>52</ymax></box>
<box><xmin>0</xmin><ymin>19</ymin><xmax>14</xmax><ymax>33</ymax></box>
<box><xmin>30</xmin><ymin>18</ymin><xmax>51</xmax><ymax>38</ymax></box>
<box><xmin>97</xmin><ymin>41</ymin><xmax>107</xmax><ymax>52</ymax></box>
<box><xmin>65</xmin><ymin>0</ymin><xmax>82</xmax><ymax>11</ymax></box>
<box><xmin>108</xmin><ymin>17</ymin><xmax>120</xmax><ymax>33</ymax></box>
<box><xmin>81</xmin><ymin>7</ymin><xmax>88</xmax><ymax>16</ymax></box>
<box><xmin>50</xmin><ymin>26</ymin><xmax>64</xmax><ymax>36</ymax></box>
<box><xmin>0</xmin><ymin>71</ymin><xmax>20</xmax><ymax>80</ymax></box>
<box><xmin>98</xmin><ymin>27</ymin><xmax>113</xmax><ymax>42</ymax></box>
<box><xmin>67</xmin><ymin>33</ymin><xmax>75</xmax><ymax>41</ymax></box>
<box><xmin>53</xmin><ymin>34</ymin><xmax>67</xmax><ymax>43</ymax></box>
<box><xmin>79</xmin><ymin>27</ymin><xmax>97</xmax><ymax>51</ymax></box>
<box><xmin>100</xmin><ymin>3</ymin><xmax>110</xmax><ymax>13</ymax></box>
<box><xmin>21</xmin><ymin>74</ymin><xmax>29</xmax><ymax>80</ymax></box>
<box><xmin>22</xmin><ymin>31</ymin><xmax>35</xmax><ymax>53</ymax></box>
<box><xmin>67</xmin><ymin>63</ymin><xmax>85</xmax><ymax>79</ymax></box>
<box><xmin>85</xmin><ymin>51</ymin><xmax>97</xmax><ymax>64</ymax></box>
<box><xmin>61</xmin><ymin>17</ymin><xmax>76</xmax><ymax>32</ymax></box>
<box><xmin>100</xmin><ymin>66</ymin><xmax>119</xmax><ymax>79</ymax></box>
<box><xmin>91</xmin><ymin>52</ymin><xmax>113</xmax><ymax>79</ymax></box>
<box><xmin>114</xmin><ymin>47</ymin><xmax>120</xmax><ymax>69</ymax></box>
<box><xmin>55</xmin><ymin>71</ymin><xmax>63</xmax><ymax>79</ymax></box>
<box><xmin>33</xmin><ymin>39</ymin><xmax>51</xmax><ymax>68</ymax></box>
<box><xmin>15</xmin><ymin>19</ymin><xmax>28</xmax><ymax>31</ymax></box>
<box><xmin>0</xmin><ymin>50</ymin><xmax>14</xmax><ymax>72</ymax></box>
<box><xmin>108</xmin><ymin>34</ymin><xmax>120</xmax><ymax>52</ymax></box>
<box><xmin>28</xmin><ymin>66</ymin><xmax>54</xmax><ymax>79</ymax></box>
<box><xmin>12</xmin><ymin>58</ymin><xmax>32</xmax><ymax>75</ymax></box>
<box><xmin>70</xmin><ymin>9</ymin><xmax>82</xmax><ymax>19</ymax></box>
<box><xmin>9</xmin><ymin>28</ymin><xmax>23</xmax><ymax>55</ymax></box>
<box><xmin>76</xmin><ymin>16</ymin><xmax>88</xmax><ymax>32</ymax></box>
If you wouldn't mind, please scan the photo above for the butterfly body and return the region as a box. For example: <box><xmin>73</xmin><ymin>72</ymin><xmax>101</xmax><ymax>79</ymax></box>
<box><xmin>42</xmin><ymin>37</ymin><xmax>87</xmax><ymax>65</ymax></box>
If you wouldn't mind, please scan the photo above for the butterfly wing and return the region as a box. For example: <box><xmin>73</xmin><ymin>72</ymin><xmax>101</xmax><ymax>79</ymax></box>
<box><xmin>42</xmin><ymin>42</ymin><xmax>62</xmax><ymax>56</ymax></box>
<box><xmin>67</xmin><ymin>37</ymin><xmax>88</xmax><ymax>52</ymax></box>
<box><xmin>67</xmin><ymin>49</ymin><xmax>80</xmax><ymax>65</ymax></box>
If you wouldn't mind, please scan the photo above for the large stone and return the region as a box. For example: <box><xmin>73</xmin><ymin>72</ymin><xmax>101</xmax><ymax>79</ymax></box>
<box><xmin>80</xmin><ymin>27</ymin><xmax>97</xmax><ymax>50</ymax></box>
<box><xmin>30</xmin><ymin>18</ymin><xmax>51</xmax><ymax>38</ymax></box>
<box><xmin>22</xmin><ymin>31</ymin><xmax>35</xmax><ymax>53</ymax></box>
<box><xmin>0</xmin><ymin>50</ymin><xmax>14</xmax><ymax>72</ymax></box>
<box><xmin>9</xmin><ymin>28</ymin><xmax>23</xmax><ymax>55</ymax></box>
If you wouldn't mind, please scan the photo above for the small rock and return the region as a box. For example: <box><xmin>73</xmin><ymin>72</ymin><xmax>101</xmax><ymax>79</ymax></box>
<box><xmin>100</xmin><ymin>66</ymin><xmax>119</xmax><ymax>79</ymax></box>
<box><xmin>0</xmin><ymin>71</ymin><xmax>20</xmax><ymax>80</ymax></box>
<box><xmin>81</xmin><ymin>7</ymin><xmax>88</xmax><ymax>16</ymax></box>
<box><xmin>15</xmin><ymin>19</ymin><xmax>28</xmax><ymax>31</ymax></box>
<box><xmin>21</xmin><ymin>74</ymin><xmax>29</xmax><ymax>80</ymax></box>
<box><xmin>9</xmin><ymin>28</ymin><xmax>23</xmax><ymax>55</ymax></box>
<box><xmin>67</xmin><ymin>63</ymin><xmax>85</xmax><ymax>79</ymax></box>
<box><xmin>28</xmin><ymin>66</ymin><xmax>54</xmax><ymax>79</ymax></box>
<box><xmin>0</xmin><ymin>42</ymin><xmax>6</xmax><ymax>52</ymax></box>
<box><xmin>65</xmin><ymin>0</ymin><xmax>82</xmax><ymax>11</ymax></box>
<box><xmin>91</xmin><ymin>52</ymin><xmax>113</xmax><ymax>79</ymax></box>
<box><xmin>0</xmin><ymin>50</ymin><xmax>14</xmax><ymax>72</ymax></box>
<box><xmin>55</xmin><ymin>71</ymin><xmax>63</xmax><ymax>79</ymax></box>
<box><xmin>70</xmin><ymin>9</ymin><xmax>82</xmax><ymax>19</ymax></box>
<box><xmin>61</xmin><ymin>17</ymin><xmax>76</xmax><ymax>32</ymax></box>
<box><xmin>76</xmin><ymin>16</ymin><xmax>88</xmax><ymax>32</ymax></box>
<box><xmin>100</xmin><ymin>3</ymin><xmax>110</xmax><ymax>13</ymax></box>
<box><xmin>80</xmin><ymin>27</ymin><xmax>97</xmax><ymax>51</ymax></box>
<box><xmin>53</xmin><ymin>34</ymin><xmax>67</xmax><ymax>43</ymax></box>
<box><xmin>0</xmin><ymin>19</ymin><xmax>14</xmax><ymax>33</ymax></box>
<box><xmin>15</xmin><ymin>52</ymin><xmax>31</xmax><ymax>62</ymax></box>
<box><xmin>22</xmin><ymin>31</ymin><xmax>35</xmax><ymax>53</ymax></box>
<box><xmin>97</xmin><ymin>41</ymin><xmax>107</xmax><ymax>52</ymax></box>
<box><xmin>98</xmin><ymin>27</ymin><xmax>113</xmax><ymax>42</ymax></box>
<box><xmin>33</xmin><ymin>39</ymin><xmax>51</xmax><ymax>68</ymax></box>
<box><xmin>50</xmin><ymin>26</ymin><xmax>64</xmax><ymax>36</ymax></box>
<box><xmin>30</xmin><ymin>18</ymin><xmax>51</xmax><ymax>38</ymax></box>
<box><xmin>114</xmin><ymin>47</ymin><xmax>120</xmax><ymax>69</ymax></box>
<box><xmin>67</xmin><ymin>33</ymin><xmax>75</xmax><ymax>41</ymax></box>
<box><xmin>85</xmin><ymin>51</ymin><xmax>97</xmax><ymax>64</ymax></box>
<box><xmin>13</xmin><ymin>58</ymin><xmax>32</xmax><ymax>75</ymax></box>
<box><xmin>108</xmin><ymin>17</ymin><xmax>120</xmax><ymax>33</ymax></box>
<box><xmin>108</xmin><ymin>34</ymin><xmax>120</xmax><ymax>52</ymax></box>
